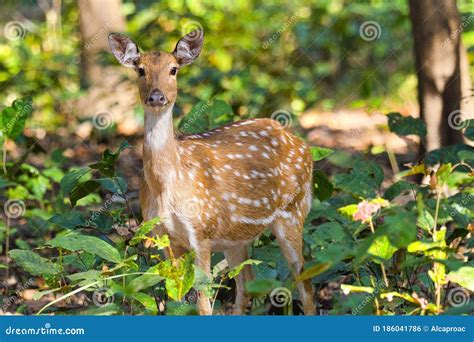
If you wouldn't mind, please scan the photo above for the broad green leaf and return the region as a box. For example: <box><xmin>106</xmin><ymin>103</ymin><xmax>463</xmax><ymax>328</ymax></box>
<box><xmin>417</xmin><ymin>210</ymin><xmax>435</xmax><ymax>232</ymax></box>
<box><xmin>96</xmin><ymin>177</ymin><xmax>127</xmax><ymax>194</ymax></box>
<box><xmin>383</xmin><ymin>180</ymin><xmax>415</xmax><ymax>200</ymax></box>
<box><xmin>382</xmin><ymin>210</ymin><xmax>417</xmax><ymax>248</ymax></box>
<box><xmin>310</xmin><ymin>147</ymin><xmax>334</xmax><ymax>161</ymax></box>
<box><xmin>313</xmin><ymin>170</ymin><xmax>333</xmax><ymax>200</ymax></box>
<box><xmin>310</xmin><ymin>222</ymin><xmax>347</xmax><ymax>248</ymax></box>
<box><xmin>398</xmin><ymin>163</ymin><xmax>426</xmax><ymax>178</ymax></box>
<box><xmin>425</xmin><ymin>144</ymin><xmax>474</xmax><ymax>166</ymax></box>
<box><xmin>157</xmin><ymin>252</ymin><xmax>195</xmax><ymax>301</ymax></box>
<box><xmin>49</xmin><ymin>211</ymin><xmax>86</xmax><ymax>230</ymax></box>
<box><xmin>89</xmin><ymin>141</ymin><xmax>131</xmax><ymax>177</ymax></box>
<box><xmin>338</xmin><ymin>204</ymin><xmax>358</xmax><ymax>218</ymax></box>
<box><xmin>387</xmin><ymin>112</ymin><xmax>427</xmax><ymax>137</ymax></box>
<box><xmin>407</xmin><ymin>240</ymin><xmax>444</xmax><ymax>253</ymax></box>
<box><xmin>228</xmin><ymin>259</ymin><xmax>261</xmax><ymax>279</ymax></box>
<box><xmin>463</xmin><ymin>119</ymin><xmax>474</xmax><ymax>140</ymax></box>
<box><xmin>334</xmin><ymin>160</ymin><xmax>383</xmax><ymax>198</ymax></box>
<box><xmin>447</xmin><ymin>266</ymin><xmax>474</xmax><ymax>291</ymax></box>
<box><xmin>8</xmin><ymin>249</ymin><xmax>60</xmax><ymax>276</ymax></box>
<box><xmin>67</xmin><ymin>270</ymin><xmax>103</xmax><ymax>283</ymax></box>
<box><xmin>1</xmin><ymin>96</ymin><xmax>33</xmax><ymax>140</ymax></box>
<box><xmin>244</xmin><ymin>278</ymin><xmax>281</xmax><ymax>296</ymax></box>
<box><xmin>296</xmin><ymin>262</ymin><xmax>332</xmax><ymax>282</ymax></box>
<box><xmin>60</xmin><ymin>168</ymin><xmax>89</xmax><ymax>195</ymax></box>
<box><xmin>132</xmin><ymin>292</ymin><xmax>158</xmax><ymax>314</ymax></box>
<box><xmin>368</xmin><ymin>235</ymin><xmax>398</xmax><ymax>261</ymax></box>
<box><xmin>49</xmin><ymin>233</ymin><xmax>121</xmax><ymax>263</ymax></box>
<box><xmin>129</xmin><ymin>217</ymin><xmax>161</xmax><ymax>246</ymax></box>
<box><xmin>88</xmin><ymin>211</ymin><xmax>114</xmax><ymax>234</ymax></box>
<box><xmin>127</xmin><ymin>264</ymin><xmax>163</xmax><ymax>293</ymax></box>
<box><xmin>69</xmin><ymin>180</ymin><xmax>100</xmax><ymax>207</ymax></box>
<box><xmin>436</xmin><ymin>163</ymin><xmax>452</xmax><ymax>185</ymax></box>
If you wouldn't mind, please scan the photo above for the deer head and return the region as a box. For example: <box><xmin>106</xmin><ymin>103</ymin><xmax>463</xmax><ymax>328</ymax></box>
<box><xmin>108</xmin><ymin>30</ymin><xmax>204</xmax><ymax>113</ymax></box>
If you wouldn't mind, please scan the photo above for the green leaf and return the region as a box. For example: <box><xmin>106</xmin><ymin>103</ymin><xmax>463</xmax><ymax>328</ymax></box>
<box><xmin>383</xmin><ymin>180</ymin><xmax>415</xmax><ymax>200</ymax></box>
<box><xmin>383</xmin><ymin>211</ymin><xmax>417</xmax><ymax>248</ymax></box>
<box><xmin>9</xmin><ymin>249</ymin><xmax>60</xmax><ymax>276</ymax></box>
<box><xmin>368</xmin><ymin>235</ymin><xmax>398</xmax><ymax>261</ymax></box>
<box><xmin>398</xmin><ymin>163</ymin><xmax>426</xmax><ymax>178</ymax></box>
<box><xmin>387</xmin><ymin>112</ymin><xmax>427</xmax><ymax>137</ymax></box>
<box><xmin>1</xmin><ymin>96</ymin><xmax>33</xmax><ymax>140</ymax></box>
<box><xmin>310</xmin><ymin>147</ymin><xmax>334</xmax><ymax>161</ymax></box>
<box><xmin>129</xmin><ymin>217</ymin><xmax>160</xmax><ymax>246</ymax></box>
<box><xmin>436</xmin><ymin>163</ymin><xmax>452</xmax><ymax>185</ymax></box>
<box><xmin>49</xmin><ymin>233</ymin><xmax>121</xmax><ymax>263</ymax></box>
<box><xmin>228</xmin><ymin>259</ymin><xmax>261</xmax><ymax>279</ymax></box>
<box><xmin>447</xmin><ymin>266</ymin><xmax>474</xmax><ymax>291</ymax></box>
<box><xmin>296</xmin><ymin>262</ymin><xmax>332</xmax><ymax>282</ymax></box>
<box><xmin>49</xmin><ymin>211</ymin><xmax>86</xmax><ymax>230</ymax></box>
<box><xmin>425</xmin><ymin>145</ymin><xmax>474</xmax><ymax>166</ymax></box>
<box><xmin>338</xmin><ymin>204</ymin><xmax>358</xmax><ymax>219</ymax></box>
<box><xmin>60</xmin><ymin>168</ymin><xmax>89</xmax><ymax>195</ymax></box>
<box><xmin>127</xmin><ymin>264</ymin><xmax>163</xmax><ymax>293</ymax></box>
<box><xmin>96</xmin><ymin>177</ymin><xmax>127</xmax><ymax>194</ymax></box>
<box><xmin>334</xmin><ymin>160</ymin><xmax>384</xmax><ymax>198</ymax></box>
<box><xmin>310</xmin><ymin>222</ymin><xmax>347</xmax><ymax>248</ymax></box>
<box><xmin>313</xmin><ymin>170</ymin><xmax>333</xmax><ymax>200</ymax></box>
<box><xmin>178</xmin><ymin>99</ymin><xmax>234</xmax><ymax>134</ymax></box>
<box><xmin>244</xmin><ymin>278</ymin><xmax>281</xmax><ymax>296</ymax></box>
<box><xmin>132</xmin><ymin>292</ymin><xmax>158</xmax><ymax>314</ymax></box>
<box><xmin>157</xmin><ymin>252</ymin><xmax>195</xmax><ymax>301</ymax></box>
<box><xmin>463</xmin><ymin>119</ymin><xmax>474</xmax><ymax>140</ymax></box>
<box><xmin>407</xmin><ymin>240</ymin><xmax>444</xmax><ymax>253</ymax></box>
<box><xmin>67</xmin><ymin>270</ymin><xmax>103</xmax><ymax>284</ymax></box>
<box><xmin>417</xmin><ymin>210</ymin><xmax>435</xmax><ymax>232</ymax></box>
<box><xmin>89</xmin><ymin>141</ymin><xmax>131</xmax><ymax>177</ymax></box>
<box><xmin>69</xmin><ymin>180</ymin><xmax>100</xmax><ymax>207</ymax></box>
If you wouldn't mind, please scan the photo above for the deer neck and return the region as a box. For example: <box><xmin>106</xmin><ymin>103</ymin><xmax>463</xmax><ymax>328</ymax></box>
<box><xmin>143</xmin><ymin>105</ymin><xmax>179</xmax><ymax>197</ymax></box>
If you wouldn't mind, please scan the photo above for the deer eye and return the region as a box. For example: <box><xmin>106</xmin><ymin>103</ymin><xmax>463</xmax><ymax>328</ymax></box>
<box><xmin>138</xmin><ymin>67</ymin><xmax>145</xmax><ymax>77</ymax></box>
<box><xmin>170</xmin><ymin>67</ymin><xmax>178</xmax><ymax>76</ymax></box>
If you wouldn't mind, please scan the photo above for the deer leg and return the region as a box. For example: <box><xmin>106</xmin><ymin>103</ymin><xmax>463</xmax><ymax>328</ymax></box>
<box><xmin>271</xmin><ymin>220</ymin><xmax>316</xmax><ymax>315</ymax></box>
<box><xmin>224</xmin><ymin>245</ymin><xmax>254</xmax><ymax>315</ymax></box>
<box><xmin>195</xmin><ymin>239</ymin><xmax>213</xmax><ymax>315</ymax></box>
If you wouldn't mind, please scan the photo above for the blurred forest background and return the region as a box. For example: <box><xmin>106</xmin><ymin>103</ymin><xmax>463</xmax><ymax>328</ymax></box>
<box><xmin>0</xmin><ymin>0</ymin><xmax>472</xmax><ymax>316</ymax></box>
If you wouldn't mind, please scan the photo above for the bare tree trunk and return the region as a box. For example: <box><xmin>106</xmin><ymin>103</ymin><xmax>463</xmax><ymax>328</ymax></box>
<box><xmin>409</xmin><ymin>0</ymin><xmax>473</xmax><ymax>153</ymax></box>
<box><xmin>78</xmin><ymin>0</ymin><xmax>126</xmax><ymax>88</ymax></box>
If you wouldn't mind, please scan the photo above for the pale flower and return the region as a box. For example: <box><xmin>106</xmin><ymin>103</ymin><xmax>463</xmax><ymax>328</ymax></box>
<box><xmin>353</xmin><ymin>201</ymin><xmax>381</xmax><ymax>222</ymax></box>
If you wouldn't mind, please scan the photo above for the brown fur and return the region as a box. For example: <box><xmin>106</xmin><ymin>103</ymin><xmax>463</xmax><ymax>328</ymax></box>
<box><xmin>110</xmin><ymin>31</ymin><xmax>316</xmax><ymax>315</ymax></box>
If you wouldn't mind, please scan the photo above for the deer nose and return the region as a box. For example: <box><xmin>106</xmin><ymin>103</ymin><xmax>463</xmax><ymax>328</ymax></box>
<box><xmin>147</xmin><ymin>89</ymin><xmax>167</xmax><ymax>107</ymax></box>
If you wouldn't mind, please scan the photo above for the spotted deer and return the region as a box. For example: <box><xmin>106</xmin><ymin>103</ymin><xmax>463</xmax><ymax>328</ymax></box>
<box><xmin>108</xmin><ymin>30</ymin><xmax>315</xmax><ymax>315</ymax></box>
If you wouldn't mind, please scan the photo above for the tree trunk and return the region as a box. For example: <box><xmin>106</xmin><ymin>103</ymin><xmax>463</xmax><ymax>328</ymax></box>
<box><xmin>78</xmin><ymin>0</ymin><xmax>126</xmax><ymax>88</ymax></box>
<box><xmin>409</xmin><ymin>0</ymin><xmax>473</xmax><ymax>153</ymax></box>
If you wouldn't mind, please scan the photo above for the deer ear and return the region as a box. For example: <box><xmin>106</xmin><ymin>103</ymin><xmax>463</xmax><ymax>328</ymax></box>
<box><xmin>173</xmin><ymin>30</ymin><xmax>204</xmax><ymax>67</ymax></box>
<box><xmin>108</xmin><ymin>33</ymin><xmax>140</xmax><ymax>67</ymax></box>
